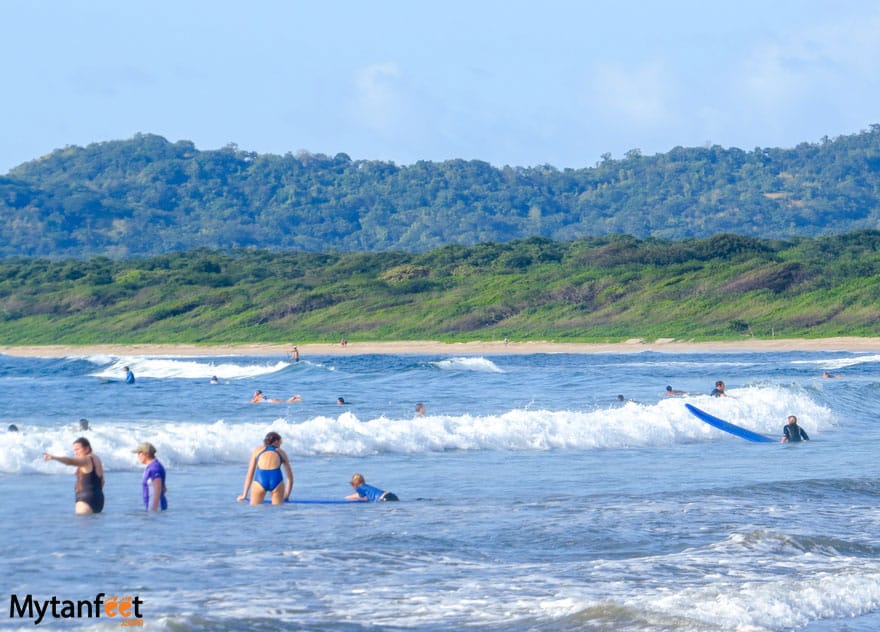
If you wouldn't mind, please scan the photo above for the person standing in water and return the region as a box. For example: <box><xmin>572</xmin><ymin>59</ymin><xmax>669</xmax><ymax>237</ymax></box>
<box><xmin>781</xmin><ymin>415</ymin><xmax>810</xmax><ymax>443</ymax></box>
<box><xmin>134</xmin><ymin>442</ymin><xmax>168</xmax><ymax>511</ymax></box>
<box><xmin>124</xmin><ymin>366</ymin><xmax>135</xmax><ymax>384</ymax></box>
<box><xmin>44</xmin><ymin>437</ymin><xmax>105</xmax><ymax>514</ymax></box>
<box><xmin>238</xmin><ymin>432</ymin><xmax>294</xmax><ymax>505</ymax></box>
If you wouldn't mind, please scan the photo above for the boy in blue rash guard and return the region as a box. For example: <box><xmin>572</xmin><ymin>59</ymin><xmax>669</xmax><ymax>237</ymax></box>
<box><xmin>345</xmin><ymin>473</ymin><xmax>399</xmax><ymax>502</ymax></box>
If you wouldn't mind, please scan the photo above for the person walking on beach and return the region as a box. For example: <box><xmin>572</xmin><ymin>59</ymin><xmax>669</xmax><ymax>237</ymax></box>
<box><xmin>134</xmin><ymin>442</ymin><xmax>167</xmax><ymax>511</ymax></box>
<box><xmin>345</xmin><ymin>473</ymin><xmax>399</xmax><ymax>502</ymax></box>
<box><xmin>781</xmin><ymin>415</ymin><xmax>810</xmax><ymax>443</ymax></box>
<box><xmin>43</xmin><ymin>437</ymin><xmax>105</xmax><ymax>514</ymax></box>
<box><xmin>238</xmin><ymin>432</ymin><xmax>294</xmax><ymax>505</ymax></box>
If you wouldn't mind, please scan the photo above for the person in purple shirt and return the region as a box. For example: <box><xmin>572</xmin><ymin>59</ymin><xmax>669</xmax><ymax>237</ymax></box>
<box><xmin>134</xmin><ymin>442</ymin><xmax>167</xmax><ymax>511</ymax></box>
<box><xmin>345</xmin><ymin>473</ymin><xmax>399</xmax><ymax>502</ymax></box>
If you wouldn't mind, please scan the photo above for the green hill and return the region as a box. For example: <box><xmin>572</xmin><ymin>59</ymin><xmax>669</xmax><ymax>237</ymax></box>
<box><xmin>3</xmin><ymin>126</ymin><xmax>880</xmax><ymax>257</ymax></box>
<box><xmin>2</xmin><ymin>232</ymin><xmax>879</xmax><ymax>344</ymax></box>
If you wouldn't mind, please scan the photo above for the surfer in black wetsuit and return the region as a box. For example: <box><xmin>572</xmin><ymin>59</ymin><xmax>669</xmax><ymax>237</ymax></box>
<box><xmin>781</xmin><ymin>415</ymin><xmax>810</xmax><ymax>443</ymax></box>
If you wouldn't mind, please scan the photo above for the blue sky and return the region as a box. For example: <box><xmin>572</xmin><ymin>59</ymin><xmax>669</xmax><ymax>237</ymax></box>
<box><xmin>2</xmin><ymin>0</ymin><xmax>879</xmax><ymax>173</ymax></box>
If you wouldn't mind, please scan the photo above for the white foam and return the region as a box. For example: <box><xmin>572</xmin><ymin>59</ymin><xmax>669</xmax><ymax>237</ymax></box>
<box><xmin>87</xmin><ymin>356</ymin><xmax>290</xmax><ymax>380</ymax></box>
<box><xmin>432</xmin><ymin>356</ymin><xmax>504</xmax><ymax>373</ymax></box>
<box><xmin>0</xmin><ymin>385</ymin><xmax>836</xmax><ymax>474</ymax></box>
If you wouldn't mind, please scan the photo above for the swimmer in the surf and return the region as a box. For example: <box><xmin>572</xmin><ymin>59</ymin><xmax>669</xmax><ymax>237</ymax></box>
<box><xmin>238</xmin><ymin>431</ymin><xmax>294</xmax><ymax>505</ymax></box>
<box><xmin>251</xmin><ymin>390</ymin><xmax>281</xmax><ymax>403</ymax></box>
<box><xmin>664</xmin><ymin>385</ymin><xmax>688</xmax><ymax>396</ymax></box>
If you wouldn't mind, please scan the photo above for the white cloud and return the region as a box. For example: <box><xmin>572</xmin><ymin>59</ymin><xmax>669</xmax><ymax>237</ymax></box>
<box><xmin>353</xmin><ymin>62</ymin><xmax>404</xmax><ymax>132</ymax></box>
<box><xmin>589</xmin><ymin>60</ymin><xmax>673</xmax><ymax>127</ymax></box>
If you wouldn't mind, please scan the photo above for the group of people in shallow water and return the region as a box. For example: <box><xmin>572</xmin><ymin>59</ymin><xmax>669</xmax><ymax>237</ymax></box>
<box><xmin>43</xmin><ymin>437</ymin><xmax>167</xmax><ymax>515</ymax></box>
<box><xmin>662</xmin><ymin>379</ymin><xmax>812</xmax><ymax>443</ymax></box>
<box><xmin>235</xmin><ymin>431</ymin><xmax>398</xmax><ymax>505</ymax></box>
<box><xmin>41</xmin><ymin>431</ymin><xmax>397</xmax><ymax>515</ymax></box>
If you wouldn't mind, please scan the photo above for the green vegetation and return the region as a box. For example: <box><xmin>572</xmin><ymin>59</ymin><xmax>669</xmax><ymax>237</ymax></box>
<box><xmin>3</xmin><ymin>126</ymin><xmax>880</xmax><ymax>257</ymax></box>
<box><xmin>2</xmin><ymin>232</ymin><xmax>880</xmax><ymax>345</ymax></box>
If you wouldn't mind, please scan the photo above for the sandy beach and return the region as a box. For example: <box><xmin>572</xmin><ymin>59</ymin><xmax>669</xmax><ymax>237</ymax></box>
<box><xmin>4</xmin><ymin>337</ymin><xmax>880</xmax><ymax>358</ymax></box>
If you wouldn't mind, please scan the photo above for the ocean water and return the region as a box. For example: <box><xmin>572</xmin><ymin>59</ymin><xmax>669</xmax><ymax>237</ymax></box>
<box><xmin>2</xmin><ymin>348</ymin><xmax>880</xmax><ymax>631</ymax></box>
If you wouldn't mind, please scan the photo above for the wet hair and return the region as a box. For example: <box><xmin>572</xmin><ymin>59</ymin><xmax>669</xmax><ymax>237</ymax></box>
<box><xmin>264</xmin><ymin>431</ymin><xmax>282</xmax><ymax>446</ymax></box>
<box><xmin>7</xmin><ymin>424</ymin><xmax>18</xmax><ymax>432</ymax></box>
<box><xmin>74</xmin><ymin>437</ymin><xmax>92</xmax><ymax>452</ymax></box>
<box><xmin>79</xmin><ymin>418</ymin><xmax>90</xmax><ymax>430</ymax></box>
<box><xmin>350</xmin><ymin>473</ymin><xmax>365</xmax><ymax>486</ymax></box>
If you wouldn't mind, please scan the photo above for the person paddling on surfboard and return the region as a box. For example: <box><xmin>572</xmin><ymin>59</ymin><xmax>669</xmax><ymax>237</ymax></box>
<box><xmin>345</xmin><ymin>473</ymin><xmax>399</xmax><ymax>502</ymax></box>
<box><xmin>781</xmin><ymin>415</ymin><xmax>810</xmax><ymax>443</ymax></box>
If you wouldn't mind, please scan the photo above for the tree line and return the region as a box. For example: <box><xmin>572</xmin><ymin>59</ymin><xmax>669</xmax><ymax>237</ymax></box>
<box><xmin>2</xmin><ymin>126</ymin><xmax>880</xmax><ymax>257</ymax></box>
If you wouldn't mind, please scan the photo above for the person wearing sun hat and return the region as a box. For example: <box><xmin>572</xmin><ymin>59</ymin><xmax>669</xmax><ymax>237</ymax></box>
<box><xmin>134</xmin><ymin>441</ymin><xmax>167</xmax><ymax>511</ymax></box>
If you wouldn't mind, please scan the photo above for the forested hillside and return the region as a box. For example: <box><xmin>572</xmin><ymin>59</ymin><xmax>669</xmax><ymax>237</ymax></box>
<box><xmin>2</xmin><ymin>232</ymin><xmax>879</xmax><ymax>344</ymax></box>
<box><xmin>2</xmin><ymin>126</ymin><xmax>880</xmax><ymax>257</ymax></box>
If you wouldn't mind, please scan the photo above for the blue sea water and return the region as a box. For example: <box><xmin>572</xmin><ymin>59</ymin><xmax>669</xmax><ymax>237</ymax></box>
<box><xmin>2</xmin><ymin>348</ymin><xmax>880</xmax><ymax>631</ymax></box>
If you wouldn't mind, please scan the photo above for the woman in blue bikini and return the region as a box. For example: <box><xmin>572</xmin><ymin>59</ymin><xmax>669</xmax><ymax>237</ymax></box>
<box><xmin>237</xmin><ymin>432</ymin><xmax>294</xmax><ymax>505</ymax></box>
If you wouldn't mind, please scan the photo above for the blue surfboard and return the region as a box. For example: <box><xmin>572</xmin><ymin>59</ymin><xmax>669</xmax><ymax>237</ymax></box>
<box><xmin>685</xmin><ymin>404</ymin><xmax>776</xmax><ymax>443</ymax></box>
<box><xmin>258</xmin><ymin>499</ymin><xmax>357</xmax><ymax>505</ymax></box>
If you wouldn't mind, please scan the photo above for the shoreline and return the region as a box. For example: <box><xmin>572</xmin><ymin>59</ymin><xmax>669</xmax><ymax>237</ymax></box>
<box><xmin>4</xmin><ymin>337</ymin><xmax>880</xmax><ymax>358</ymax></box>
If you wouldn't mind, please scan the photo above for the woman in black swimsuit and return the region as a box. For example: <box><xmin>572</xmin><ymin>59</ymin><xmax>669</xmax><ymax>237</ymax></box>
<box><xmin>44</xmin><ymin>437</ymin><xmax>105</xmax><ymax>514</ymax></box>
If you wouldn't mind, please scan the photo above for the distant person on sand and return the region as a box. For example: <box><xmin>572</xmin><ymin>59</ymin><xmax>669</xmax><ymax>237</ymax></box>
<box><xmin>664</xmin><ymin>385</ymin><xmax>687</xmax><ymax>396</ymax></box>
<box><xmin>345</xmin><ymin>473</ymin><xmax>399</xmax><ymax>502</ymax></box>
<box><xmin>238</xmin><ymin>431</ymin><xmax>294</xmax><ymax>505</ymax></box>
<box><xmin>124</xmin><ymin>366</ymin><xmax>135</xmax><ymax>384</ymax></box>
<box><xmin>709</xmin><ymin>380</ymin><xmax>726</xmax><ymax>397</ymax></box>
<box><xmin>781</xmin><ymin>415</ymin><xmax>810</xmax><ymax>443</ymax></box>
<box><xmin>43</xmin><ymin>437</ymin><xmax>105</xmax><ymax>515</ymax></box>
